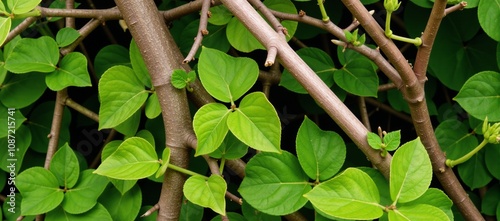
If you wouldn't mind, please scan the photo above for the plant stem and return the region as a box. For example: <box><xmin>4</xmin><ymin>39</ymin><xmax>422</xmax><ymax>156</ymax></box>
<box><xmin>168</xmin><ymin>164</ymin><xmax>208</xmax><ymax>179</ymax></box>
<box><xmin>219</xmin><ymin>158</ymin><xmax>226</xmax><ymax>175</ymax></box>
<box><xmin>446</xmin><ymin>139</ymin><xmax>488</xmax><ymax>168</ymax></box>
<box><xmin>385</xmin><ymin>12</ymin><xmax>392</xmax><ymax>37</ymax></box>
<box><xmin>390</xmin><ymin>34</ymin><xmax>422</xmax><ymax>46</ymax></box>
<box><xmin>317</xmin><ymin>0</ymin><xmax>329</xmax><ymax>22</ymax></box>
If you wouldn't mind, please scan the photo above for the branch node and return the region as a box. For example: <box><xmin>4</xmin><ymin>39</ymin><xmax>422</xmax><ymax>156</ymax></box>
<box><xmin>141</xmin><ymin>203</ymin><xmax>160</xmax><ymax>217</ymax></box>
<box><xmin>298</xmin><ymin>10</ymin><xmax>306</xmax><ymax>17</ymax></box>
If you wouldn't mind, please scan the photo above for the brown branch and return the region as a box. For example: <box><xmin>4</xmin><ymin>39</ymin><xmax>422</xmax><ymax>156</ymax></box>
<box><xmin>359</xmin><ymin>97</ymin><xmax>371</xmax><ymax>131</ymax></box>
<box><xmin>364</xmin><ymin>97</ymin><xmax>413</xmax><ymax>123</ymax></box>
<box><xmin>114</xmin><ymin>0</ymin><xmax>193</xmax><ymax>220</ymax></box>
<box><xmin>60</xmin><ymin>19</ymin><xmax>101</xmax><ymax>55</ymax></box>
<box><xmin>183</xmin><ymin>0</ymin><xmax>211</xmax><ymax>64</ymax></box>
<box><xmin>2</xmin><ymin>17</ymin><xmax>37</xmax><ymax>47</ymax></box>
<box><xmin>444</xmin><ymin>1</ymin><xmax>467</xmax><ymax>15</ymax></box>
<box><xmin>89</xmin><ymin>129</ymin><xmax>117</xmax><ymax>169</ymax></box>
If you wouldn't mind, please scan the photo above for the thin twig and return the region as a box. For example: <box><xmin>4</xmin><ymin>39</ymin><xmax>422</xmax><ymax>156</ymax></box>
<box><xmin>60</xmin><ymin>18</ymin><xmax>103</xmax><ymax>55</ymax></box>
<box><xmin>359</xmin><ymin>97</ymin><xmax>371</xmax><ymax>131</ymax></box>
<box><xmin>444</xmin><ymin>1</ymin><xmax>467</xmax><ymax>16</ymax></box>
<box><xmin>183</xmin><ymin>0</ymin><xmax>211</xmax><ymax>63</ymax></box>
<box><xmin>378</xmin><ymin>82</ymin><xmax>396</xmax><ymax>91</ymax></box>
<box><xmin>140</xmin><ymin>203</ymin><xmax>160</xmax><ymax>217</ymax></box>
<box><xmin>2</xmin><ymin>17</ymin><xmax>37</xmax><ymax>47</ymax></box>
<box><xmin>364</xmin><ymin>97</ymin><xmax>413</xmax><ymax>123</ymax></box>
<box><xmin>89</xmin><ymin>129</ymin><xmax>117</xmax><ymax>169</ymax></box>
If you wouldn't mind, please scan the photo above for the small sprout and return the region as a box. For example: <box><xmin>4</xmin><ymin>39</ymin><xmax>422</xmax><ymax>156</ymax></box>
<box><xmin>483</xmin><ymin>116</ymin><xmax>500</xmax><ymax>144</ymax></box>
<box><xmin>343</xmin><ymin>29</ymin><xmax>365</xmax><ymax>47</ymax></box>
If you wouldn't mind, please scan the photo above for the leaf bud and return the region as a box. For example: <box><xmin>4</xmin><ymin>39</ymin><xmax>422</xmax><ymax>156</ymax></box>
<box><xmin>384</xmin><ymin>0</ymin><xmax>401</xmax><ymax>13</ymax></box>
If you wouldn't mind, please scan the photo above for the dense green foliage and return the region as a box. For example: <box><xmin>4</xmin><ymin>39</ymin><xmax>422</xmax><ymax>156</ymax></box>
<box><xmin>0</xmin><ymin>0</ymin><xmax>499</xmax><ymax>220</ymax></box>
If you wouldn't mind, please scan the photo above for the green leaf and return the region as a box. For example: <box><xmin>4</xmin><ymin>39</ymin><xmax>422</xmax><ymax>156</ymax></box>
<box><xmin>239</xmin><ymin>151</ymin><xmax>311</xmax><ymax>215</ymax></box>
<box><xmin>359</xmin><ymin>167</ymin><xmax>391</xmax><ymax>206</ymax></box>
<box><xmin>304</xmin><ymin>168</ymin><xmax>383</xmax><ymax>220</ymax></box>
<box><xmin>226</xmin><ymin>0</ymin><xmax>297</xmax><ymax>52</ymax></box>
<box><xmin>198</xmin><ymin>47</ymin><xmax>258</xmax><ymax>103</ymax></box>
<box><xmin>334</xmin><ymin>58</ymin><xmax>378</xmax><ymax>97</ymax></box>
<box><xmin>478</xmin><ymin>0</ymin><xmax>500</xmax><ymax>41</ymax></box>
<box><xmin>98</xmin><ymin>65</ymin><xmax>148</xmax><ymax>129</ymax></box>
<box><xmin>16</xmin><ymin>167</ymin><xmax>64</xmax><ymax>215</ymax></box>
<box><xmin>46</xmin><ymin>52</ymin><xmax>91</xmax><ymax>91</ymax></box>
<box><xmin>0</xmin><ymin>124</ymin><xmax>30</xmax><ymax>173</ymax></box>
<box><xmin>384</xmin><ymin>130</ymin><xmax>401</xmax><ymax>151</ymax></box>
<box><xmin>227</xmin><ymin>92</ymin><xmax>281</xmax><ymax>153</ymax></box>
<box><xmin>155</xmin><ymin>147</ymin><xmax>170</xmax><ymax>178</ymax></box>
<box><xmin>100</xmin><ymin>141</ymin><xmax>137</xmax><ymax>195</ymax></box>
<box><xmin>481</xmin><ymin>184</ymin><xmax>500</xmax><ymax>215</ymax></box>
<box><xmin>3</xmin><ymin>195</ymin><xmax>36</xmax><ymax>221</ymax></box>
<box><xmin>0</xmin><ymin>17</ymin><xmax>12</xmax><ymax>47</ymax></box>
<box><xmin>183</xmin><ymin>175</ymin><xmax>227</xmax><ymax>215</ymax></box>
<box><xmin>0</xmin><ymin>72</ymin><xmax>46</xmax><ymax>108</ymax></box>
<box><xmin>94</xmin><ymin>44</ymin><xmax>130</xmax><ymax>78</ymax></box>
<box><xmin>435</xmin><ymin>119</ymin><xmax>478</xmax><ymax>159</ymax></box>
<box><xmin>94</xmin><ymin>137</ymin><xmax>159</xmax><ymax>180</ymax></box>
<box><xmin>454</xmin><ymin>71</ymin><xmax>500</xmax><ymax>121</ymax></box>
<box><xmin>180</xmin><ymin>198</ymin><xmax>204</xmax><ymax>221</ymax></box>
<box><xmin>129</xmin><ymin>39</ymin><xmax>151</xmax><ymax>88</ymax></box>
<box><xmin>99</xmin><ymin>184</ymin><xmax>142</xmax><ymax>221</ymax></box>
<box><xmin>389</xmin><ymin>204</ymin><xmax>450</xmax><ymax>221</ymax></box>
<box><xmin>211</xmin><ymin>212</ymin><xmax>247</xmax><ymax>221</ymax></box>
<box><xmin>49</xmin><ymin>144</ymin><xmax>80</xmax><ymax>189</ymax></box>
<box><xmin>390</xmin><ymin>138</ymin><xmax>432</xmax><ymax>203</ymax></box>
<box><xmin>296</xmin><ymin>116</ymin><xmax>346</xmax><ymax>181</ymax></box>
<box><xmin>113</xmin><ymin>108</ymin><xmax>141</xmax><ymax>137</ymax></box>
<box><xmin>171</xmin><ymin>69</ymin><xmax>189</xmax><ymax>89</ymax></box>
<box><xmin>458</xmin><ymin>148</ymin><xmax>492</xmax><ymax>189</ymax></box>
<box><xmin>209</xmin><ymin>131</ymin><xmax>248</xmax><ymax>160</ymax></box>
<box><xmin>55</xmin><ymin>27</ymin><xmax>80</xmax><ymax>48</ymax></box>
<box><xmin>280</xmin><ymin>47</ymin><xmax>336</xmax><ymax>94</ymax></box>
<box><xmin>193</xmin><ymin>103</ymin><xmax>230</xmax><ymax>156</ymax></box>
<box><xmin>367</xmin><ymin>132</ymin><xmax>383</xmax><ymax>149</ymax></box>
<box><xmin>5</xmin><ymin>36</ymin><xmax>59</xmax><ymax>73</ymax></box>
<box><xmin>45</xmin><ymin>203</ymin><xmax>112</xmax><ymax>221</ymax></box>
<box><xmin>62</xmin><ymin>170</ymin><xmax>109</xmax><ymax>214</ymax></box>
<box><xmin>208</xmin><ymin>5</ymin><xmax>232</xmax><ymax>25</ymax></box>
<box><xmin>7</xmin><ymin>0</ymin><xmax>41</xmax><ymax>14</ymax></box>
<box><xmin>485</xmin><ymin>144</ymin><xmax>500</xmax><ymax>179</ymax></box>
<box><xmin>400</xmin><ymin>188</ymin><xmax>454</xmax><ymax>220</ymax></box>
<box><xmin>145</xmin><ymin>92</ymin><xmax>161</xmax><ymax>119</ymax></box>
<box><xmin>0</xmin><ymin>104</ymin><xmax>25</xmax><ymax>138</ymax></box>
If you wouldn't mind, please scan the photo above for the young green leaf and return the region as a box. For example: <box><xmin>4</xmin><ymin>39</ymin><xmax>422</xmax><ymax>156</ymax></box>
<box><xmin>334</xmin><ymin>58</ymin><xmax>378</xmax><ymax>97</ymax></box>
<box><xmin>129</xmin><ymin>39</ymin><xmax>152</xmax><ymax>88</ymax></box>
<box><xmin>367</xmin><ymin>132</ymin><xmax>383</xmax><ymax>150</ymax></box>
<box><xmin>227</xmin><ymin>92</ymin><xmax>281</xmax><ymax>153</ymax></box>
<box><xmin>183</xmin><ymin>175</ymin><xmax>227</xmax><ymax>216</ymax></box>
<box><xmin>454</xmin><ymin>71</ymin><xmax>500</xmax><ymax>121</ymax></box>
<box><xmin>390</xmin><ymin>137</ymin><xmax>432</xmax><ymax>203</ymax></box>
<box><xmin>193</xmin><ymin>103</ymin><xmax>231</xmax><ymax>156</ymax></box>
<box><xmin>239</xmin><ymin>151</ymin><xmax>311</xmax><ymax>216</ymax></box>
<box><xmin>296</xmin><ymin>116</ymin><xmax>346</xmax><ymax>181</ymax></box>
<box><xmin>45</xmin><ymin>203</ymin><xmax>112</xmax><ymax>221</ymax></box>
<box><xmin>388</xmin><ymin>204</ymin><xmax>450</xmax><ymax>221</ymax></box>
<box><xmin>55</xmin><ymin>27</ymin><xmax>81</xmax><ymax>48</ymax></box>
<box><xmin>383</xmin><ymin>130</ymin><xmax>401</xmax><ymax>151</ymax></box>
<box><xmin>61</xmin><ymin>170</ymin><xmax>109</xmax><ymax>214</ymax></box>
<box><xmin>171</xmin><ymin>69</ymin><xmax>189</xmax><ymax>89</ymax></box>
<box><xmin>304</xmin><ymin>168</ymin><xmax>383</xmax><ymax>220</ymax></box>
<box><xmin>94</xmin><ymin>137</ymin><xmax>159</xmax><ymax>180</ymax></box>
<box><xmin>145</xmin><ymin>92</ymin><xmax>161</xmax><ymax>119</ymax></box>
<box><xmin>0</xmin><ymin>17</ymin><xmax>12</xmax><ymax>47</ymax></box>
<box><xmin>155</xmin><ymin>148</ymin><xmax>170</xmax><ymax>178</ymax></box>
<box><xmin>46</xmin><ymin>52</ymin><xmax>92</xmax><ymax>91</ymax></box>
<box><xmin>7</xmin><ymin>0</ymin><xmax>41</xmax><ymax>14</ymax></box>
<box><xmin>98</xmin><ymin>65</ymin><xmax>148</xmax><ymax>130</ymax></box>
<box><xmin>198</xmin><ymin>47</ymin><xmax>259</xmax><ymax>103</ymax></box>
<box><xmin>49</xmin><ymin>143</ymin><xmax>80</xmax><ymax>189</ymax></box>
<box><xmin>5</xmin><ymin>36</ymin><xmax>59</xmax><ymax>73</ymax></box>
<box><xmin>16</xmin><ymin>167</ymin><xmax>64</xmax><ymax>215</ymax></box>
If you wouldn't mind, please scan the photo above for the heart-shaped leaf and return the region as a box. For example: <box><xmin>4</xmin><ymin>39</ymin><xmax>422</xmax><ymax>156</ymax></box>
<box><xmin>296</xmin><ymin>116</ymin><xmax>346</xmax><ymax>181</ymax></box>
<box><xmin>193</xmin><ymin>102</ymin><xmax>231</xmax><ymax>156</ymax></box>
<box><xmin>46</xmin><ymin>52</ymin><xmax>92</xmax><ymax>91</ymax></box>
<box><xmin>49</xmin><ymin>144</ymin><xmax>80</xmax><ymax>189</ymax></box>
<box><xmin>239</xmin><ymin>151</ymin><xmax>310</xmax><ymax>215</ymax></box>
<box><xmin>390</xmin><ymin>138</ymin><xmax>432</xmax><ymax>203</ymax></box>
<box><xmin>98</xmin><ymin>65</ymin><xmax>148</xmax><ymax>129</ymax></box>
<box><xmin>183</xmin><ymin>175</ymin><xmax>227</xmax><ymax>215</ymax></box>
<box><xmin>56</xmin><ymin>27</ymin><xmax>80</xmax><ymax>48</ymax></box>
<box><xmin>227</xmin><ymin>92</ymin><xmax>281</xmax><ymax>153</ymax></box>
<box><xmin>454</xmin><ymin>71</ymin><xmax>500</xmax><ymax>121</ymax></box>
<box><xmin>5</xmin><ymin>36</ymin><xmax>59</xmax><ymax>73</ymax></box>
<box><xmin>198</xmin><ymin>47</ymin><xmax>258</xmax><ymax>103</ymax></box>
<box><xmin>62</xmin><ymin>170</ymin><xmax>109</xmax><ymax>214</ymax></box>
